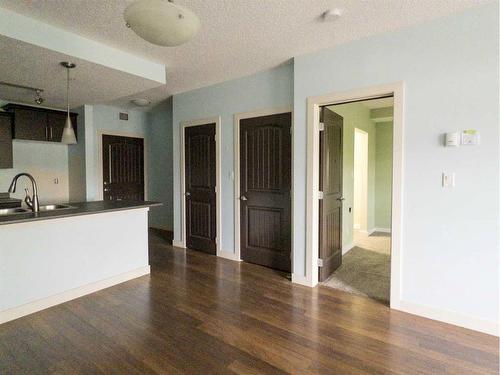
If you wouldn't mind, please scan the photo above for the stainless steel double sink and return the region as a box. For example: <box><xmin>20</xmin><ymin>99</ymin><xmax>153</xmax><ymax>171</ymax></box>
<box><xmin>0</xmin><ymin>204</ymin><xmax>75</xmax><ymax>216</ymax></box>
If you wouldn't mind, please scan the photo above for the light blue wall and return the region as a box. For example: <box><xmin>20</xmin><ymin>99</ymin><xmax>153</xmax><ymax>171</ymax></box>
<box><xmin>68</xmin><ymin>105</ymin><xmax>86</xmax><ymax>202</ymax></box>
<box><xmin>85</xmin><ymin>105</ymin><xmax>150</xmax><ymax>201</ymax></box>
<box><xmin>293</xmin><ymin>3</ymin><xmax>498</xmax><ymax>323</ymax></box>
<box><xmin>172</xmin><ymin>63</ymin><xmax>294</xmax><ymax>251</ymax></box>
<box><xmin>147</xmin><ymin>98</ymin><xmax>173</xmax><ymax>230</ymax></box>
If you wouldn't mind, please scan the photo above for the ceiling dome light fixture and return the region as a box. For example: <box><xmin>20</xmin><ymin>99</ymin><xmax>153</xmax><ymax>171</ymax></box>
<box><xmin>131</xmin><ymin>98</ymin><xmax>151</xmax><ymax>107</ymax></box>
<box><xmin>124</xmin><ymin>0</ymin><xmax>200</xmax><ymax>47</ymax></box>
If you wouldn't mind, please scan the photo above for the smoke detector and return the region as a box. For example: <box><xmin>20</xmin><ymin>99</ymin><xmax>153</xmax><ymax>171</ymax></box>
<box><xmin>320</xmin><ymin>9</ymin><xmax>341</xmax><ymax>22</ymax></box>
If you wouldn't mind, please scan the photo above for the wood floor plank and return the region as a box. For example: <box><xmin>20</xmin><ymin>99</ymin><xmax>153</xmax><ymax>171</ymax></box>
<box><xmin>0</xmin><ymin>231</ymin><xmax>497</xmax><ymax>374</ymax></box>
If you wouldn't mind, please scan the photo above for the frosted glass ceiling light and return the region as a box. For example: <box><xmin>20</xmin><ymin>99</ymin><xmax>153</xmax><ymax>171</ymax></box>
<box><xmin>124</xmin><ymin>0</ymin><xmax>200</xmax><ymax>46</ymax></box>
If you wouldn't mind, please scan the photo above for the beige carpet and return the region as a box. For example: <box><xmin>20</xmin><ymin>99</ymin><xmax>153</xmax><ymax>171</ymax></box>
<box><xmin>322</xmin><ymin>231</ymin><xmax>391</xmax><ymax>304</ymax></box>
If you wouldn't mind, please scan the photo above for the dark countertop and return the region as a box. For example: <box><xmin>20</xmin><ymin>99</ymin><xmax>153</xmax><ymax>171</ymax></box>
<box><xmin>0</xmin><ymin>200</ymin><xmax>161</xmax><ymax>226</ymax></box>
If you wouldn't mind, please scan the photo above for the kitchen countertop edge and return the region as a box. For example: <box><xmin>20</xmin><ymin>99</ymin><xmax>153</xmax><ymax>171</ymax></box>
<box><xmin>0</xmin><ymin>200</ymin><xmax>162</xmax><ymax>226</ymax></box>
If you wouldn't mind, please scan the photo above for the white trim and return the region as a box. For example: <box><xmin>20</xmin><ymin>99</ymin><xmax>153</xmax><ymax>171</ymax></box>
<box><xmin>342</xmin><ymin>243</ymin><xmax>354</xmax><ymax>255</ymax></box>
<box><xmin>305</xmin><ymin>82</ymin><xmax>405</xmax><ymax>311</ymax></box>
<box><xmin>373</xmin><ymin>227</ymin><xmax>391</xmax><ymax>233</ymax></box>
<box><xmin>172</xmin><ymin>240</ymin><xmax>185</xmax><ymax>248</ymax></box>
<box><xmin>291</xmin><ymin>273</ymin><xmax>314</xmax><ymax>287</ymax></box>
<box><xmin>397</xmin><ymin>300</ymin><xmax>499</xmax><ymax>337</ymax></box>
<box><xmin>234</xmin><ymin>106</ymin><xmax>293</xmax><ymax>263</ymax></box>
<box><xmin>97</xmin><ymin>130</ymin><xmax>148</xmax><ymax>201</ymax></box>
<box><xmin>218</xmin><ymin>250</ymin><xmax>243</xmax><ymax>262</ymax></box>
<box><xmin>0</xmin><ymin>266</ymin><xmax>150</xmax><ymax>325</ymax></box>
<box><xmin>180</xmin><ymin>117</ymin><xmax>222</xmax><ymax>256</ymax></box>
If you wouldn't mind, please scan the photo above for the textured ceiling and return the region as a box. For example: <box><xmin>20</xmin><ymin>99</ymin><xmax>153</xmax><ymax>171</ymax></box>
<box><xmin>0</xmin><ymin>0</ymin><xmax>490</xmax><ymax>109</ymax></box>
<box><xmin>0</xmin><ymin>35</ymin><xmax>162</xmax><ymax>110</ymax></box>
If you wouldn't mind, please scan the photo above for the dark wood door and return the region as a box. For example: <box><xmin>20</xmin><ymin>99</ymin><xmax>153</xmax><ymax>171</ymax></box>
<box><xmin>184</xmin><ymin>124</ymin><xmax>216</xmax><ymax>255</ymax></box>
<box><xmin>319</xmin><ymin>107</ymin><xmax>344</xmax><ymax>282</ymax></box>
<box><xmin>240</xmin><ymin>112</ymin><xmax>292</xmax><ymax>272</ymax></box>
<box><xmin>102</xmin><ymin>134</ymin><xmax>144</xmax><ymax>201</ymax></box>
<box><xmin>0</xmin><ymin>113</ymin><xmax>13</xmax><ymax>169</ymax></box>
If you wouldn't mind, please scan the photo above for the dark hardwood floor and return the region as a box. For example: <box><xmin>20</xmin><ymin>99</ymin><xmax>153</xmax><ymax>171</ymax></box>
<box><xmin>1</xmin><ymin>231</ymin><xmax>498</xmax><ymax>374</ymax></box>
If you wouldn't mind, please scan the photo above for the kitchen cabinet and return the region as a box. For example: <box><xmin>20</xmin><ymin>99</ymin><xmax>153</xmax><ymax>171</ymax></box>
<box><xmin>0</xmin><ymin>112</ymin><xmax>13</xmax><ymax>169</ymax></box>
<box><xmin>3</xmin><ymin>104</ymin><xmax>77</xmax><ymax>143</ymax></box>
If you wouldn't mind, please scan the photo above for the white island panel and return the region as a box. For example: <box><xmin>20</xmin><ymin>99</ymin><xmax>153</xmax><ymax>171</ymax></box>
<box><xmin>0</xmin><ymin>207</ymin><xmax>150</xmax><ymax>323</ymax></box>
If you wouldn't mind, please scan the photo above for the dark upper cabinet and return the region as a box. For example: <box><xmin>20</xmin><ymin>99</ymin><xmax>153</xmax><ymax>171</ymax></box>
<box><xmin>3</xmin><ymin>104</ymin><xmax>77</xmax><ymax>143</ymax></box>
<box><xmin>0</xmin><ymin>112</ymin><xmax>13</xmax><ymax>169</ymax></box>
<box><xmin>13</xmin><ymin>107</ymin><xmax>48</xmax><ymax>141</ymax></box>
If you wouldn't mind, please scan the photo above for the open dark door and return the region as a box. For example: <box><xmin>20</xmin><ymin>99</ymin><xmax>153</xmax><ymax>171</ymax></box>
<box><xmin>319</xmin><ymin>107</ymin><xmax>344</xmax><ymax>282</ymax></box>
<box><xmin>184</xmin><ymin>124</ymin><xmax>217</xmax><ymax>255</ymax></box>
<box><xmin>240</xmin><ymin>112</ymin><xmax>292</xmax><ymax>272</ymax></box>
<box><xmin>102</xmin><ymin>134</ymin><xmax>144</xmax><ymax>201</ymax></box>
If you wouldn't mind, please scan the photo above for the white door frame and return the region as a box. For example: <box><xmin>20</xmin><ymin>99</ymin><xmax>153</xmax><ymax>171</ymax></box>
<box><xmin>180</xmin><ymin>116</ymin><xmax>222</xmax><ymax>256</ymax></box>
<box><xmin>305</xmin><ymin>82</ymin><xmax>404</xmax><ymax>309</ymax></box>
<box><xmin>97</xmin><ymin>130</ymin><xmax>148</xmax><ymax>201</ymax></box>
<box><xmin>233</xmin><ymin>106</ymin><xmax>294</xmax><ymax>263</ymax></box>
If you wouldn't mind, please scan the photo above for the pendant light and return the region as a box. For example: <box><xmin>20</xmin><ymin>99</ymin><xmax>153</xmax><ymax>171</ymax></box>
<box><xmin>124</xmin><ymin>0</ymin><xmax>200</xmax><ymax>46</ymax></box>
<box><xmin>60</xmin><ymin>62</ymin><xmax>77</xmax><ymax>144</ymax></box>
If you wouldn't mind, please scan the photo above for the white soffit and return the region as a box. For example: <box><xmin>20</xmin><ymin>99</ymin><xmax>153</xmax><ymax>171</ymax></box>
<box><xmin>0</xmin><ymin>7</ymin><xmax>166</xmax><ymax>84</ymax></box>
<box><xmin>0</xmin><ymin>35</ymin><xmax>164</xmax><ymax>109</ymax></box>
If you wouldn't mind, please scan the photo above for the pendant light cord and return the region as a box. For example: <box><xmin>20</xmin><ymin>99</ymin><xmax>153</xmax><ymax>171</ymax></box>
<box><xmin>66</xmin><ymin>67</ymin><xmax>70</xmax><ymax>116</ymax></box>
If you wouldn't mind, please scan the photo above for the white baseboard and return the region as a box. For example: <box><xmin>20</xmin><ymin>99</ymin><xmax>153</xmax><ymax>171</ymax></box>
<box><xmin>342</xmin><ymin>243</ymin><xmax>354</xmax><ymax>255</ymax></box>
<box><xmin>217</xmin><ymin>249</ymin><xmax>242</xmax><ymax>261</ymax></box>
<box><xmin>172</xmin><ymin>240</ymin><xmax>185</xmax><ymax>248</ymax></box>
<box><xmin>374</xmin><ymin>227</ymin><xmax>391</xmax><ymax>233</ymax></box>
<box><xmin>291</xmin><ymin>274</ymin><xmax>315</xmax><ymax>287</ymax></box>
<box><xmin>0</xmin><ymin>266</ymin><xmax>150</xmax><ymax>325</ymax></box>
<box><xmin>397</xmin><ymin>300</ymin><xmax>499</xmax><ymax>337</ymax></box>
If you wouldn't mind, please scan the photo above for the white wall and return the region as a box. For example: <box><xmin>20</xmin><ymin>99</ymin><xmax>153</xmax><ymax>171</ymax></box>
<box><xmin>293</xmin><ymin>3</ymin><xmax>499</xmax><ymax>330</ymax></box>
<box><xmin>0</xmin><ymin>140</ymin><xmax>69</xmax><ymax>203</ymax></box>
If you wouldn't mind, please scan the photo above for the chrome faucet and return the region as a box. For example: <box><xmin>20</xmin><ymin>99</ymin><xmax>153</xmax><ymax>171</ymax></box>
<box><xmin>8</xmin><ymin>173</ymin><xmax>40</xmax><ymax>212</ymax></box>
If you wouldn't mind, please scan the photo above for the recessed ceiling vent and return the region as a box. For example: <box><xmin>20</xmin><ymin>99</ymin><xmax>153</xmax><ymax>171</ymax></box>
<box><xmin>119</xmin><ymin>112</ymin><xmax>129</xmax><ymax>121</ymax></box>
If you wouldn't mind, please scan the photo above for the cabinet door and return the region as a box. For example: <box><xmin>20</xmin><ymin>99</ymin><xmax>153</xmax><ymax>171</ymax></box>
<box><xmin>47</xmin><ymin>111</ymin><xmax>66</xmax><ymax>142</ymax></box>
<box><xmin>47</xmin><ymin>112</ymin><xmax>78</xmax><ymax>142</ymax></box>
<box><xmin>0</xmin><ymin>114</ymin><xmax>13</xmax><ymax>168</ymax></box>
<box><xmin>13</xmin><ymin>108</ymin><xmax>48</xmax><ymax>141</ymax></box>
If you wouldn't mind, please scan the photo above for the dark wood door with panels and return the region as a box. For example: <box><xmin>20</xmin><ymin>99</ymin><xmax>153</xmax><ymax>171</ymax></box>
<box><xmin>318</xmin><ymin>107</ymin><xmax>344</xmax><ymax>282</ymax></box>
<box><xmin>239</xmin><ymin>112</ymin><xmax>292</xmax><ymax>272</ymax></box>
<box><xmin>102</xmin><ymin>134</ymin><xmax>144</xmax><ymax>201</ymax></box>
<box><xmin>184</xmin><ymin>124</ymin><xmax>217</xmax><ymax>255</ymax></box>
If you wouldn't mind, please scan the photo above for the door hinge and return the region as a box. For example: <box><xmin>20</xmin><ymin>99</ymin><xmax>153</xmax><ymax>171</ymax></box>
<box><xmin>215</xmin><ymin>237</ymin><xmax>217</xmax><ymax>244</ymax></box>
<box><xmin>318</xmin><ymin>259</ymin><xmax>323</xmax><ymax>267</ymax></box>
<box><xmin>318</xmin><ymin>191</ymin><xmax>324</xmax><ymax>200</ymax></box>
<box><xmin>318</xmin><ymin>122</ymin><xmax>325</xmax><ymax>131</ymax></box>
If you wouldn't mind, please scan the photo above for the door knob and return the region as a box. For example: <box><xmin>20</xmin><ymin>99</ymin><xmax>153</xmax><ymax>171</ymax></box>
<box><xmin>337</xmin><ymin>197</ymin><xmax>345</xmax><ymax>201</ymax></box>
<box><xmin>240</xmin><ymin>196</ymin><xmax>248</xmax><ymax>201</ymax></box>
<box><xmin>185</xmin><ymin>192</ymin><xmax>191</xmax><ymax>197</ymax></box>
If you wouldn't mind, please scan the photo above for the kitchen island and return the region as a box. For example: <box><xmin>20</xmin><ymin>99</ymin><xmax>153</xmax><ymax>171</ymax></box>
<box><xmin>0</xmin><ymin>200</ymin><xmax>160</xmax><ymax>324</ymax></box>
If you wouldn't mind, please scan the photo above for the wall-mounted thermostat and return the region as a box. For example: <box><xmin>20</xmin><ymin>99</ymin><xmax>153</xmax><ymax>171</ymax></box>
<box><xmin>461</xmin><ymin>129</ymin><xmax>480</xmax><ymax>145</ymax></box>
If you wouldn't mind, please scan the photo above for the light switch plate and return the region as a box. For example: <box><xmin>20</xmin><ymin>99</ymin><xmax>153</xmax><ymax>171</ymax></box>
<box><xmin>442</xmin><ymin>172</ymin><xmax>455</xmax><ymax>188</ymax></box>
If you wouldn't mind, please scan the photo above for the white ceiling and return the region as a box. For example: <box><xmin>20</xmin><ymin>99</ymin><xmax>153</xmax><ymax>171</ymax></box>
<box><xmin>0</xmin><ymin>0</ymin><xmax>490</xmax><ymax>109</ymax></box>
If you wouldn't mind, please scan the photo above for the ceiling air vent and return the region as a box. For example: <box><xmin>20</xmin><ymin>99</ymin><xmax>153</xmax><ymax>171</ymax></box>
<box><xmin>119</xmin><ymin>112</ymin><xmax>129</xmax><ymax>121</ymax></box>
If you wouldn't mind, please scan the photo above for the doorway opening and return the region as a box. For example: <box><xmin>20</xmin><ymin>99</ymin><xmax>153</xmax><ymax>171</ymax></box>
<box><xmin>318</xmin><ymin>96</ymin><xmax>394</xmax><ymax>305</ymax></box>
